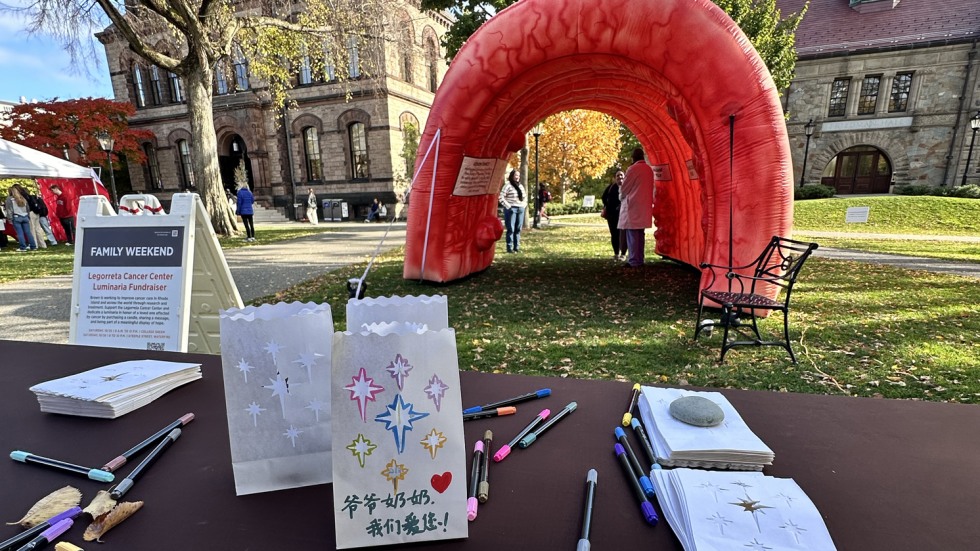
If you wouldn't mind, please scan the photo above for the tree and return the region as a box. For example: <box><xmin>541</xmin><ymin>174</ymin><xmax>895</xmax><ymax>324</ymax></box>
<box><xmin>531</xmin><ymin>110</ymin><xmax>621</xmax><ymax>203</ymax></box>
<box><xmin>422</xmin><ymin>0</ymin><xmax>805</xmax><ymax>91</ymax></box>
<box><xmin>6</xmin><ymin>0</ymin><xmax>394</xmax><ymax>234</ymax></box>
<box><xmin>0</xmin><ymin>98</ymin><xmax>152</xmax><ymax>169</ymax></box>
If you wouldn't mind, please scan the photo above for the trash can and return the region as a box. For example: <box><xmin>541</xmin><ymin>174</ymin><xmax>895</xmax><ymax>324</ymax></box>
<box><xmin>323</xmin><ymin>199</ymin><xmax>344</xmax><ymax>221</ymax></box>
<box><xmin>294</xmin><ymin>203</ymin><xmax>304</xmax><ymax>221</ymax></box>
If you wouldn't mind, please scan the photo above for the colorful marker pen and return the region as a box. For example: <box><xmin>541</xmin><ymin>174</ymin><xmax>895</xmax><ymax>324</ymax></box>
<box><xmin>622</xmin><ymin>383</ymin><xmax>641</xmax><ymax>426</ymax></box>
<box><xmin>614</xmin><ymin>443</ymin><xmax>657</xmax><ymax>526</ymax></box>
<box><xmin>10</xmin><ymin>451</ymin><xmax>114</xmax><ymax>483</ymax></box>
<box><xmin>0</xmin><ymin>507</ymin><xmax>80</xmax><ymax>551</ymax></box>
<box><xmin>493</xmin><ymin>409</ymin><xmax>550</xmax><ymax>462</ymax></box>
<box><xmin>477</xmin><ymin>431</ymin><xmax>492</xmax><ymax>503</ymax></box>
<box><xmin>614</xmin><ymin>427</ymin><xmax>655</xmax><ymax>498</ymax></box>
<box><xmin>109</xmin><ymin>428</ymin><xmax>181</xmax><ymax>500</ymax></box>
<box><xmin>102</xmin><ymin>413</ymin><xmax>194</xmax><ymax>472</ymax></box>
<box><xmin>462</xmin><ymin>406</ymin><xmax>516</xmax><ymax>421</ymax></box>
<box><xmin>630</xmin><ymin>418</ymin><xmax>661</xmax><ymax>473</ymax></box>
<box><xmin>13</xmin><ymin>518</ymin><xmax>72</xmax><ymax>551</ymax></box>
<box><xmin>518</xmin><ymin>402</ymin><xmax>577</xmax><ymax>448</ymax></box>
<box><xmin>462</xmin><ymin>388</ymin><xmax>551</xmax><ymax>414</ymax></box>
<box><xmin>577</xmin><ymin>469</ymin><xmax>598</xmax><ymax>551</ymax></box>
<box><xmin>467</xmin><ymin>440</ymin><xmax>484</xmax><ymax>521</ymax></box>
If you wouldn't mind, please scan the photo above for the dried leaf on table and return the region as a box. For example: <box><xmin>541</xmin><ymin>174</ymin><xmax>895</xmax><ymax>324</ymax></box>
<box><xmin>7</xmin><ymin>486</ymin><xmax>82</xmax><ymax>527</ymax></box>
<box><xmin>82</xmin><ymin>490</ymin><xmax>117</xmax><ymax>519</ymax></box>
<box><xmin>83</xmin><ymin>500</ymin><xmax>143</xmax><ymax>542</ymax></box>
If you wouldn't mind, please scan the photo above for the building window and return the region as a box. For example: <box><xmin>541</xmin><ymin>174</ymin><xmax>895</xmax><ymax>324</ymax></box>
<box><xmin>177</xmin><ymin>139</ymin><xmax>195</xmax><ymax>189</ymax></box>
<box><xmin>149</xmin><ymin>67</ymin><xmax>164</xmax><ymax>106</ymax></box>
<box><xmin>889</xmin><ymin>72</ymin><xmax>912</xmax><ymax>112</ymax></box>
<box><xmin>323</xmin><ymin>42</ymin><xmax>336</xmax><ymax>81</ymax></box>
<box><xmin>425</xmin><ymin>38</ymin><xmax>438</xmax><ymax>93</ymax></box>
<box><xmin>400</xmin><ymin>28</ymin><xmax>413</xmax><ymax>83</ymax></box>
<box><xmin>857</xmin><ymin>75</ymin><xmax>881</xmax><ymax>115</ymax></box>
<box><xmin>298</xmin><ymin>52</ymin><xmax>313</xmax><ymax>85</ymax></box>
<box><xmin>169</xmin><ymin>72</ymin><xmax>183</xmax><ymax>103</ymax></box>
<box><xmin>348</xmin><ymin>122</ymin><xmax>369</xmax><ymax>179</ymax></box>
<box><xmin>303</xmin><ymin>127</ymin><xmax>323</xmax><ymax>181</ymax></box>
<box><xmin>348</xmin><ymin>35</ymin><xmax>360</xmax><ymax>78</ymax></box>
<box><xmin>233</xmin><ymin>49</ymin><xmax>250</xmax><ymax>91</ymax></box>
<box><xmin>215</xmin><ymin>64</ymin><xmax>229</xmax><ymax>95</ymax></box>
<box><xmin>132</xmin><ymin>65</ymin><xmax>147</xmax><ymax>108</ymax></box>
<box><xmin>828</xmin><ymin>78</ymin><xmax>850</xmax><ymax>117</ymax></box>
<box><xmin>143</xmin><ymin>143</ymin><xmax>162</xmax><ymax>190</ymax></box>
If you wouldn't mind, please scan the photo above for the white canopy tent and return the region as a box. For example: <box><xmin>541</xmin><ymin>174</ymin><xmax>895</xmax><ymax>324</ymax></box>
<box><xmin>0</xmin><ymin>138</ymin><xmax>99</xmax><ymax>180</ymax></box>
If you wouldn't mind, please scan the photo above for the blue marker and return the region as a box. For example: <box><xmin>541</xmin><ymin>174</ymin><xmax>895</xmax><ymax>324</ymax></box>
<box><xmin>614</xmin><ymin>427</ymin><xmax>655</xmax><ymax>498</ymax></box>
<box><xmin>614</xmin><ymin>443</ymin><xmax>657</xmax><ymax>526</ymax></box>
<box><xmin>10</xmin><ymin>451</ymin><xmax>114</xmax><ymax>483</ymax></box>
<box><xmin>462</xmin><ymin>388</ymin><xmax>551</xmax><ymax>414</ymax></box>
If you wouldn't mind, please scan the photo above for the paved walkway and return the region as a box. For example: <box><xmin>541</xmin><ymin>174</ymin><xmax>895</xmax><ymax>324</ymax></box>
<box><xmin>0</xmin><ymin>221</ymin><xmax>406</xmax><ymax>345</ymax></box>
<box><xmin>1</xmin><ymin>219</ymin><xmax>977</xmax><ymax>346</ymax></box>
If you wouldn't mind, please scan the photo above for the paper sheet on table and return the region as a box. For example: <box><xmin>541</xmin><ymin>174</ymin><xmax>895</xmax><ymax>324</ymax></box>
<box><xmin>652</xmin><ymin>468</ymin><xmax>837</xmax><ymax>550</ymax></box>
<box><xmin>219</xmin><ymin>302</ymin><xmax>334</xmax><ymax>495</ymax></box>
<box><xmin>332</xmin><ymin>323</ymin><xmax>467</xmax><ymax>548</ymax></box>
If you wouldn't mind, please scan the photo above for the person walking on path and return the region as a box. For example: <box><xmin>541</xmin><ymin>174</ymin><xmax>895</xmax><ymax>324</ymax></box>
<box><xmin>601</xmin><ymin>170</ymin><xmax>628</xmax><ymax>260</ymax></box>
<box><xmin>237</xmin><ymin>182</ymin><xmax>256</xmax><ymax>242</ymax></box>
<box><xmin>307</xmin><ymin>188</ymin><xmax>319</xmax><ymax>225</ymax></box>
<box><xmin>49</xmin><ymin>184</ymin><xmax>75</xmax><ymax>245</ymax></box>
<box><xmin>4</xmin><ymin>184</ymin><xmax>38</xmax><ymax>251</ymax></box>
<box><xmin>618</xmin><ymin>148</ymin><xmax>655</xmax><ymax>267</ymax></box>
<box><xmin>498</xmin><ymin>169</ymin><xmax>528</xmax><ymax>253</ymax></box>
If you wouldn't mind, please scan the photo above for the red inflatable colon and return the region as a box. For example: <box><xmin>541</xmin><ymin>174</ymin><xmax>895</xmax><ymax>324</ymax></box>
<box><xmin>403</xmin><ymin>0</ymin><xmax>792</xmax><ymax>299</ymax></box>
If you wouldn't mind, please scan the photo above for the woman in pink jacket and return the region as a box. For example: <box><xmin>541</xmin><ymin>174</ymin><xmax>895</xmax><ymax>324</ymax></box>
<box><xmin>617</xmin><ymin>148</ymin><xmax>655</xmax><ymax>267</ymax></box>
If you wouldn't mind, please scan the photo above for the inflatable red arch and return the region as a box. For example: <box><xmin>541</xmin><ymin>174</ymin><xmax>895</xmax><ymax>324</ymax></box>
<box><xmin>403</xmin><ymin>0</ymin><xmax>793</xmax><ymax>296</ymax></box>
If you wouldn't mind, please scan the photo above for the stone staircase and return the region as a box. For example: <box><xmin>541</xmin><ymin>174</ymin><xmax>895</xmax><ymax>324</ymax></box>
<box><xmin>251</xmin><ymin>202</ymin><xmax>292</xmax><ymax>223</ymax></box>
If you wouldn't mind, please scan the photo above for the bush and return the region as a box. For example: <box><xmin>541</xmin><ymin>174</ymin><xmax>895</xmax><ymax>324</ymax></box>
<box><xmin>947</xmin><ymin>184</ymin><xmax>980</xmax><ymax>199</ymax></box>
<box><xmin>794</xmin><ymin>184</ymin><xmax>836</xmax><ymax>200</ymax></box>
<box><xmin>893</xmin><ymin>184</ymin><xmax>946</xmax><ymax>196</ymax></box>
<box><xmin>547</xmin><ymin>202</ymin><xmax>602</xmax><ymax>216</ymax></box>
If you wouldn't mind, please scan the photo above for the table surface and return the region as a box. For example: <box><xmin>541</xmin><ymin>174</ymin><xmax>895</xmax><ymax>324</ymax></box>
<box><xmin>2</xmin><ymin>339</ymin><xmax>979</xmax><ymax>550</ymax></box>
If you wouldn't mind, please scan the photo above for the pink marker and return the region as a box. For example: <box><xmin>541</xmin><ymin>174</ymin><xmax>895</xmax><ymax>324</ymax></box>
<box><xmin>467</xmin><ymin>440</ymin><xmax>484</xmax><ymax>521</ymax></box>
<box><xmin>493</xmin><ymin>409</ymin><xmax>551</xmax><ymax>462</ymax></box>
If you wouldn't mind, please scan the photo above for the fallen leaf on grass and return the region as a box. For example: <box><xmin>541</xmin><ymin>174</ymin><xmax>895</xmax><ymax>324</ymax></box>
<box><xmin>8</xmin><ymin>486</ymin><xmax>81</xmax><ymax>527</ymax></box>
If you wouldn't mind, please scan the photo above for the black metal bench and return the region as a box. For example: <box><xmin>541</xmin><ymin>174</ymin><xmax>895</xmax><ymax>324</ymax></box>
<box><xmin>694</xmin><ymin>236</ymin><xmax>819</xmax><ymax>363</ymax></box>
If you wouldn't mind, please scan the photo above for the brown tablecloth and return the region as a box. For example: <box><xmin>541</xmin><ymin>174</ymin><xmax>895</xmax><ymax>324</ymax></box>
<box><xmin>1</xmin><ymin>340</ymin><xmax>979</xmax><ymax>550</ymax></box>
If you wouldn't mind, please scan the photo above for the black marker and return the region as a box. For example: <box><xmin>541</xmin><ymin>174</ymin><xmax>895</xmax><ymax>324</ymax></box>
<box><xmin>477</xmin><ymin>430</ymin><xmax>492</xmax><ymax>503</ymax></box>
<box><xmin>493</xmin><ymin>409</ymin><xmax>550</xmax><ymax>462</ymax></box>
<box><xmin>0</xmin><ymin>507</ymin><xmax>80</xmax><ymax>551</ymax></box>
<box><xmin>518</xmin><ymin>402</ymin><xmax>577</xmax><ymax>448</ymax></box>
<box><xmin>109</xmin><ymin>428</ymin><xmax>181</xmax><ymax>500</ymax></box>
<box><xmin>102</xmin><ymin>413</ymin><xmax>194</xmax><ymax>472</ymax></box>
<box><xmin>577</xmin><ymin>469</ymin><xmax>598</xmax><ymax>551</ymax></box>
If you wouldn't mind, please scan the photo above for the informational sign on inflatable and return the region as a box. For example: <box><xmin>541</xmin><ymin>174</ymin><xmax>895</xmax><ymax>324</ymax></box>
<box><xmin>452</xmin><ymin>157</ymin><xmax>509</xmax><ymax>196</ymax></box>
<box><xmin>69</xmin><ymin>193</ymin><xmax>243</xmax><ymax>353</ymax></box>
<box><xmin>652</xmin><ymin>164</ymin><xmax>673</xmax><ymax>181</ymax></box>
<box><xmin>686</xmin><ymin>159</ymin><xmax>699</xmax><ymax>180</ymax></box>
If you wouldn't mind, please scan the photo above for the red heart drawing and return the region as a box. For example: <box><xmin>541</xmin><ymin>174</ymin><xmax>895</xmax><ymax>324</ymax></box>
<box><xmin>430</xmin><ymin>472</ymin><xmax>452</xmax><ymax>493</ymax></box>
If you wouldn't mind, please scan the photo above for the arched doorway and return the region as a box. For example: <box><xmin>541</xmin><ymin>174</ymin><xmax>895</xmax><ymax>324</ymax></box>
<box><xmin>219</xmin><ymin>135</ymin><xmax>253</xmax><ymax>192</ymax></box>
<box><xmin>821</xmin><ymin>145</ymin><xmax>892</xmax><ymax>194</ymax></box>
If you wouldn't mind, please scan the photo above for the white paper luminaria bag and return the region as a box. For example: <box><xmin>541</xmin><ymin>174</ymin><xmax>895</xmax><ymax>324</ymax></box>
<box><xmin>346</xmin><ymin>294</ymin><xmax>449</xmax><ymax>332</ymax></box>
<box><xmin>219</xmin><ymin>301</ymin><xmax>334</xmax><ymax>495</ymax></box>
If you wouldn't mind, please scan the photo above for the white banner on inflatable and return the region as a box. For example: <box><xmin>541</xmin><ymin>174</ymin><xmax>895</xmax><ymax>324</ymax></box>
<box><xmin>452</xmin><ymin>157</ymin><xmax>509</xmax><ymax>197</ymax></box>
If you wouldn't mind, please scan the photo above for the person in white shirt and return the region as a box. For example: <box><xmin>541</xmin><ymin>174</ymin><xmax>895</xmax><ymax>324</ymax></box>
<box><xmin>498</xmin><ymin>169</ymin><xmax>528</xmax><ymax>253</ymax></box>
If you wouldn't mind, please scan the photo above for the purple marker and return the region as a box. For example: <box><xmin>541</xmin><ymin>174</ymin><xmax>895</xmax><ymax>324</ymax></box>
<box><xmin>467</xmin><ymin>440</ymin><xmax>484</xmax><ymax>521</ymax></box>
<box><xmin>0</xmin><ymin>507</ymin><xmax>80</xmax><ymax>551</ymax></box>
<box><xmin>614</xmin><ymin>443</ymin><xmax>657</xmax><ymax>526</ymax></box>
<box><xmin>493</xmin><ymin>409</ymin><xmax>550</xmax><ymax>462</ymax></box>
<box><xmin>13</xmin><ymin>518</ymin><xmax>72</xmax><ymax>551</ymax></box>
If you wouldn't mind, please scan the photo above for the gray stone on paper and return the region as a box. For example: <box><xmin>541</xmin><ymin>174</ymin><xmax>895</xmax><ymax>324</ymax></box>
<box><xmin>669</xmin><ymin>396</ymin><xmax>725</xmax><ymax>427</ymax></box>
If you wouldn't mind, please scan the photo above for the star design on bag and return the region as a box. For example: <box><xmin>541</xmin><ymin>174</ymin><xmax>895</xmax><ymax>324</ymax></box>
<box><xmin>236</xmin><ymin>359</ymin><xmax>254</xmax><ymax>383</ymax></box>
<box><xmin>381</xmin><ymin>459</ymin><xmax>409</xmax><ymax>493</ymax></box>
<box><xmin>420</xmin><ymin>428</ymin><xmax>448</xmax><ymax>459</ymax></box>
<box><xmin>423</xmin><ymin>374</ymin><xmax>449</xmax><ymax>412</ymax></box>
<box><xmin>263</xmin><ymin>371</ymin><xmax>289</xmax><ymax>417</ymax></box>
<box><xmin>283</xmin><ymin>425</ymin><xmax>303</xmax><ymax>447</ymax></box>
<box><xmin>729</xmin><ymin>496</ymin><xmax>773</xmax><ymax>533</ymax></box>
<box><xmin>345</xmin><ymin>367</ymin><xmax>385</xmax><ymax>422</ymax></box>
<box><xmin>347</xmin><ymin>434</ymin><xmax>377</xmax><ymax>468</ymax></box>
<box><xmin>374</xmin><ymin>393</ymin><xmax>429</xmax><ymax>453</ymax></box>
<box><xmin>385</xmin><ymin>354</ymin><xmax>414</xmax><ymax>390</ymax></box>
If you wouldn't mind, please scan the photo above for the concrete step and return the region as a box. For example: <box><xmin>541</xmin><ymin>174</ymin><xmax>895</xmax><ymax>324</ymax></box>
<box><xmin>250</xmin><ymin>203</ymin><xmax>291</xmax><ymax>223</ymax></box>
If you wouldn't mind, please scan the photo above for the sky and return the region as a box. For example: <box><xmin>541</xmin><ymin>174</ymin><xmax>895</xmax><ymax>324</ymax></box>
<box><xmin>0</xmin><ymin>11</ymin><xmax>114</xmax><ymax>103</ymax></box>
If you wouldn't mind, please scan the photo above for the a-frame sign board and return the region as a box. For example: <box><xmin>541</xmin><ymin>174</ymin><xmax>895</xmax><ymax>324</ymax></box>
<box><xmin>69</xmin><ymin>193</ymin><xmax>243</xmax><ymax>353</ymax></box>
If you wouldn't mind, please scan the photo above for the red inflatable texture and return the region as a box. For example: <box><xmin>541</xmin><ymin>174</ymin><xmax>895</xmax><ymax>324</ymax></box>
<box><xmin>403</xmin><ymin>0</ymin><xmax>793</xmax><ymax>299</ymax></box>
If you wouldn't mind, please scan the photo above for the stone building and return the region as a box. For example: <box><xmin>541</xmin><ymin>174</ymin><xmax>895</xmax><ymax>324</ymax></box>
<box><xmin>97</xmin><ymin>4</ymin><xmax>451</xmax><ymax>218</ymax></box>
<box><xmin>780</xmin><ymin>0</ymin><xmax>980</xmax><ymax>193</ymax></box>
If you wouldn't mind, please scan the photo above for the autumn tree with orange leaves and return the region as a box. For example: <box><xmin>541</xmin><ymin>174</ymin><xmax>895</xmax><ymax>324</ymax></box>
<box><xmin>0</xmin><ymin>98</ymin><xmax>152</xmax><ymax>170</ymax></box>
<box><xmin>529</xmin><ymin>110</ymin><xmax>621</xmax><ymax>203</ymax></box>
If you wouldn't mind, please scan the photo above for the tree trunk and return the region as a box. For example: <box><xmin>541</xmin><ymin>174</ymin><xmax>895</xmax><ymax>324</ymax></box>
<box><xmin>185</xmin><ymin>61</ymin><xmax>239</xmax><ymax>236</ymax></box>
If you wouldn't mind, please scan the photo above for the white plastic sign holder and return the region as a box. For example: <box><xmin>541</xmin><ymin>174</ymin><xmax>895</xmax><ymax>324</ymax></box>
<box><xmin>69</xmin><ymin>193</ymin><xmax>243</xmax><ymax>353</ymax></box>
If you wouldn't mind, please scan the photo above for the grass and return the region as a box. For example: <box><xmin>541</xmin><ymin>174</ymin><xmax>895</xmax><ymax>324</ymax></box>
<box><xmin>814</xmin><ymin>238</ymin><xmax>980</xmax><ymax>263</ymax></box>
<box><xmin>793</xmin><ymin>195</ymin><xmax>980</xmax><ymax>235</ymax></box>
<box><xmin>268</xmin><ymin>224</ymin><xmax>980</xmax><ymax>405</ymax></box>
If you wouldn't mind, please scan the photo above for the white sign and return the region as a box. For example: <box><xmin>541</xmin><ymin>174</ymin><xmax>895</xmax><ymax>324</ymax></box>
<box><xmin>342</xmin><ymin>202</ymin><xmax>350</xmax><ymax>219</ymax></box>
<box><xmin>652</xmin><ymin>164</ymin><xmax>673</xmax><ymax>181</ymax></box>
<box><xmin>583</xmin><ymin>195</ymin><xmax>596</xmax><ymax>207</ymax></box>
<box><xmin>70</xmin><ymin>193</ymin><xmax>243</xmax><ymax>353</ymax></box>
<box><xmin>452</xmin><ymin>157</ymin><xmax>509</xmax><ymax>197</ymax></box>
<box><xmin>845</xmin><ymin>206</ymin><xmax>870</xmax><ymax>223</ymax></box>
<box><xmin>821</xmin><ymin>117</ymin><xmax>913</xmax><ymax>133</ymax></box>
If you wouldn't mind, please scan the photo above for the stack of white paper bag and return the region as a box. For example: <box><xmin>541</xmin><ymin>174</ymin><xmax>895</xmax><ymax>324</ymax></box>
<box><xmin>651</xmin><ymin>468</ymin><xmax>837</xmax><ymax>551</ymax></box>
<box><xmin>29</xmin><ymin>359</ymin><xmax>202</xmax><ymax>418</ymax></box>
<box><xmin>638</xmin><ymin>386</ymin><xmax>773</xmax><ymax>470</ymax></box>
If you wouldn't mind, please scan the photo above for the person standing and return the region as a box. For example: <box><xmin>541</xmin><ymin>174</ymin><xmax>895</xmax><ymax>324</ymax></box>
<box><xmin>601</xmin><ymin>170</ymin><xmax>628</xmax><ymax>260</ymax></box>
<box><xmin>537</xmin><ymin>183</ymin><xmax>552</xmax><ymax>223</ymax></box>
<box><xmin>237</xmin><ymin>182</ymin><xmax>256</xmax><ymax>242</ymax></box>
<box><xmin>49</xmin><ymin>184</ymin><xmax>75</xmax><ymax>245</ymax></box>
<box><xmin>307</xmin><ymin>188</ymin><xmax>319</xmax><ymax>225</ymax></box>
<box><xmin>0</xmin><ymin>203</ymin><xmax>9</xmax><ymax>250</ymax></box>
<box><xmin>618</xmin><ymin>148</ymin><xmax>655</xmax><ymax>267</ymax></box>
<box><xmin>498</xmin><ymin>169</ymin><xmax>528</xmax><ymax>253</ymax></box>
<box><xmin>4</xmin><ymin>184</ymin><xmax>38</xmax><ymax>251</ymax></box>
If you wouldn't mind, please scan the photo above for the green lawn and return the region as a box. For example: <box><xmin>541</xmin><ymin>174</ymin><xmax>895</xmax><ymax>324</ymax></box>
<box><xmin>793</xmin><ymin>195</ymin><xmax>980</xmax><ymax>235</ymax></box>
<box><xmin>814</xmin><ymin>238</ymin><xmax>980</xmax><ymax>263</ymax></box>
